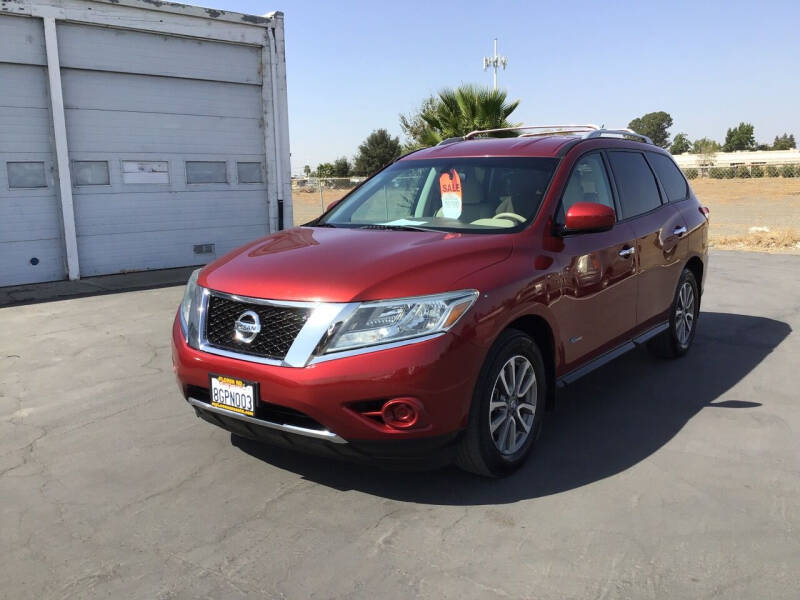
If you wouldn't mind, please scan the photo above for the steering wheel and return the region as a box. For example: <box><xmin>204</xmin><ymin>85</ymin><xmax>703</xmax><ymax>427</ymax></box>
<box><xmin>493</xmin><ymin>212</ymin><xmax>526</xmax><ymax>223</ymax></box>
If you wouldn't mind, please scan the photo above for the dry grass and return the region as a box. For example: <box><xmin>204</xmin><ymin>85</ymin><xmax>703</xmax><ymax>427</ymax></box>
<box><xmin>292</xmin><ymin>188</ymin><xmax>351</xmax><ymax>225</ymax></box>
<box><xmin>691</xmin><ymin>178</ymin><xmax>800</xmax><ymax>253</ymax></box>
<box><xmin>711</xmin><ymin>228</ymin><xmax>800</xmax><ymax>252</ymax></box>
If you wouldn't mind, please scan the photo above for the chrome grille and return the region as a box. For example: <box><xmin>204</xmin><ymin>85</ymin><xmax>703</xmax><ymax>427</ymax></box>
<box><xmin>204</xmin><ymin>294</ymin><xmax>310</xmax><ymax>360</ymax></box>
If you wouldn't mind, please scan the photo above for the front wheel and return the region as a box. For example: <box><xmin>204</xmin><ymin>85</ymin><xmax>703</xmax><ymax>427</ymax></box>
<box><xmin>455</xmin><ymin>329</ymin><xmax>546</xmax><ymax>477</ymax></box>
<box><xmin>648</xmin><ymin>268</ymin><xmax>700</xmax><ymax>358</ymax></box>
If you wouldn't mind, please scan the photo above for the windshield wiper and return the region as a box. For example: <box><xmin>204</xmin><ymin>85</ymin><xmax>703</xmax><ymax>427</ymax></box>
<box><xmin>359</xmin><ymin>224</ymin><xmax>438</xmax><ymax>232</ymax></box>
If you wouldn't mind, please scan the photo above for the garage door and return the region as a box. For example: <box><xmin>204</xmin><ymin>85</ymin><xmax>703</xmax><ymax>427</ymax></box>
<box><xmin>58</xmin><ymin>23</ymin><xmax>270</xmax><ymax>276</ymax></box>
<box><xmin>0</xmin><ymin>15</ymin><xmax>66</xmax><ymax>286</ymax></box>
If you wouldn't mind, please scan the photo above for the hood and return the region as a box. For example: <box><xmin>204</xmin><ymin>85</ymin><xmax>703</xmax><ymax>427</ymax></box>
<box><xmin>200</xmin><ymin>227</ymin><xmax>514</xmax><ymax>302</ymax></box>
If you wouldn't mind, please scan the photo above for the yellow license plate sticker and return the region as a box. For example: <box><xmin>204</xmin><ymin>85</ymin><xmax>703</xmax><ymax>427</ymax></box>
<box><xmin>210</xmin><ymin>375</ymin><xmax>256</xmax><ymax>417</ymax></box>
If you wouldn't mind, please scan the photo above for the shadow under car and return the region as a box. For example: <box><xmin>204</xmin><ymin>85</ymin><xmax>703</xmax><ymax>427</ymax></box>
<box><xmin>230</xmin><ymin>311</ymin><xmax>791</xmax><ymax>505</ymax></box>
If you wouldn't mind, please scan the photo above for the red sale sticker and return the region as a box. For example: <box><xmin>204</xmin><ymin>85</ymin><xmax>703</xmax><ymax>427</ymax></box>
<box><xmin>439</xmin><ymin>169</ymin><xmax>462</xmax><ymax>219</ymax></box>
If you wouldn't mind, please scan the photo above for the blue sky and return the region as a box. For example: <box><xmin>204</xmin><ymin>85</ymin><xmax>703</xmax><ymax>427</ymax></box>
<box><xmin>191</xmin><ymin>0</ymin><xmax>799</xmax><ymax>174</ymax></box>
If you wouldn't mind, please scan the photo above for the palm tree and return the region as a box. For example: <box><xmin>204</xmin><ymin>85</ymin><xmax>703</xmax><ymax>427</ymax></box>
<box><xmin>416</xmin><ymin>85</ymin><xmax>521</xmax><ymax>146</ymax></box>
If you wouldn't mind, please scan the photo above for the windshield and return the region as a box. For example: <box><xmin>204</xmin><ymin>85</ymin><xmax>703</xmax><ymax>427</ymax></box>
<box><xmin>315</xmin><ymin>157</ymin><xmax>559</xmax><ymax>233</ymax></box>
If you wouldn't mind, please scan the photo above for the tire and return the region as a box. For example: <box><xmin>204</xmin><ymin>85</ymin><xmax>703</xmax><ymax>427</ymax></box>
<box><xmin>455</xmin><ymin>329</ymin><xmax>546</xmax><ymax>477</ymax></box>
<box><xmin>647</xmin><ymin>268</ymin><xmax>700</xmax><ymax>359</ymax></box>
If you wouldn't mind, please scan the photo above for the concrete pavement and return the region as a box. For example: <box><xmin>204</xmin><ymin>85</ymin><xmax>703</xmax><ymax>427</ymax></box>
<box><xmin>1</xmin><ymin>250</ymin><xmax>798</xmax><ymax>599</ymax></box>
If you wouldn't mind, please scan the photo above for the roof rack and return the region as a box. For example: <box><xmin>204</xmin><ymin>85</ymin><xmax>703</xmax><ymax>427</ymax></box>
<box><xmin>462</xmin><ymin>124</ymin><xmax>653</xmax><ymax>145</ymax></box>
<box><xmin>464</xmin><ymin>124</ymin><xmax>599</xmax><ymax>140</ymax></box>
<box><xmin>584</xmin><ymin>128</ymin><xmax>653</xmax><ymax>145</ymax></box>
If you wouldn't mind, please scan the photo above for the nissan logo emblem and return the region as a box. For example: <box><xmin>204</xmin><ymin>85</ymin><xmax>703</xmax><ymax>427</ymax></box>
<box><xmin>233</xmin><ymin>310</ymin><xmax>261</xmax><ymax>344</ymax></box>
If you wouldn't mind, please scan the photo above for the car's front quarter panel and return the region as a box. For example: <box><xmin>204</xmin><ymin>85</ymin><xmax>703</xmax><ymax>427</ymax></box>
<box><xmin>452</xmin><ymin>239</ymin><xmax>566</xmax><ymax>373</ymax></box>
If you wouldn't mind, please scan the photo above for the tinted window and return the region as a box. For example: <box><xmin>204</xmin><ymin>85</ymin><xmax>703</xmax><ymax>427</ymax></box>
<box><xmin>7</xmin><ymin>162</ymin><xmax>46</xmax><ymax>188</ymax></box>
<box><xmin>557</xmin><ymin>153</ymin><xmax>615</xmax><ymax>225</ymax></box>
<box><xmin>608</xmin><ymin>151</ymin><xmax>662</xmax><ymax>218</ymax></box>
<box><xmin>237</xmin><ymin>162</ymin><xmax>263</xmax><ymax>184</ymax></box>
<box><xmin>648</xmin><ymin>153</ymin><xmax>688</xmax><ymax>202</ymax></box>
<box><xmin>186</xmin><ymin>161</ymin><xmax>227</xmax><ymax>184</ymax></box>
<box><xmin>72</xmin><ymin>161</ymin><xmax>109</xmax><ymax>186</ymax></box>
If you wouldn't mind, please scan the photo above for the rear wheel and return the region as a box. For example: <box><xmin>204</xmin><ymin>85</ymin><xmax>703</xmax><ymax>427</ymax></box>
<box><xmin>648</xmin><ymin>268</ymin><xmax>700</xmax><ymax>358</ymax></box>
<box><xmin>455</xmin><ymin>329</ymin><xmax>546</xmax><ymax>477</ymax></box>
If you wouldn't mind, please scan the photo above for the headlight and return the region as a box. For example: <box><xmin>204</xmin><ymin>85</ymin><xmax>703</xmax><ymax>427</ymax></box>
<box><xmin>179</xmin><ymin>269</ymin><xmax>201</xmax><ymax>336</ymax></box>
<box><xmin>321</xmin><ymin>290</ymin><xmax>478</xmax><ymax>354</ymax></box>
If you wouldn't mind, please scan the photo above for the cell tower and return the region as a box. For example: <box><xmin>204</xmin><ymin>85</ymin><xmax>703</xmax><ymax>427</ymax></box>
<box><xmin>482</xmin><ymin>38</ymin><xmax>507</xmax><ymax>91</ymax></box>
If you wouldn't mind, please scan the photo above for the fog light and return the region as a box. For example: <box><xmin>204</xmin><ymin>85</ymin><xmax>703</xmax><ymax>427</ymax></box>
<box><xmin>381</xmin><ymin>398</ymin><xmax>420</xmax><ymax>429</ymax></box>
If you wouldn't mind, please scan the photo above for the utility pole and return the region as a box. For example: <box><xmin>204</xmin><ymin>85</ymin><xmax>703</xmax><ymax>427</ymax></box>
<box><xmin>482</xmin><ymin>37</ymin><xmax>507</xmax><ymax>91</ymax></box>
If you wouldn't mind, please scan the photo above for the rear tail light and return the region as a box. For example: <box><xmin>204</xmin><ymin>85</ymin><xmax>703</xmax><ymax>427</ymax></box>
<box><xmin>700</xmin><ymin>206</ymin><xmax>710</xmax><ymax>219</ymax></box>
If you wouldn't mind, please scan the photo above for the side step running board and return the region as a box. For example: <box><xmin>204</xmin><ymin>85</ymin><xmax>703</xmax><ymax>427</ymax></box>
<box><xmin>556</xmin><ymin>321</ymin><xmax>669</xmax><ymax>387</ymax></box>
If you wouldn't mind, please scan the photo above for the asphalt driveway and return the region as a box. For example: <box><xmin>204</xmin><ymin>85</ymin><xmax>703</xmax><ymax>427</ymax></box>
<box><xmin>1</xmin><ymin>250</ymin><xmax>798</xmax><ymax>599</ymax></box>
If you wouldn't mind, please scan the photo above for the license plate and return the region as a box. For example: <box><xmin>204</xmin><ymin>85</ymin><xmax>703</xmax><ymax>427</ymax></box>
<box><xmin>209</xmin><ymin>374</ymin><xmax>257</xmax><ymax>417</ymax></box>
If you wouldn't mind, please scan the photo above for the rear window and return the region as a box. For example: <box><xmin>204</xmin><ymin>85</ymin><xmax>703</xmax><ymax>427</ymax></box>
<box><xmin>647</xmin><ymin>153</ymin><xmax>688</xmax><ymax>202</ymax></box>
<box><xmin>608</xmin><ymin>151</ymin><xmax>662</xmax><ymax>219</ymax></box>
<box><xmin>319</xmin><ymin>157</ymin><xmax>559</xmax><ymax>233</ymax></box>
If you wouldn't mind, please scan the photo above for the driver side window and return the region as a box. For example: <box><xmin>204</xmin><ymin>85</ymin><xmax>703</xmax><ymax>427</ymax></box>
<box><xmin>556</xmin><ymin>153</ymin><xmax>616</xmax><ymax>225</ymax></box>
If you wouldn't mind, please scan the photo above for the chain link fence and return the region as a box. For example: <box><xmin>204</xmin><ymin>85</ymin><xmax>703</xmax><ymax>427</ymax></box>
<box><xmin>292</xmin><ymin>177</ymin><xmax>364</xmax><ymax>225</ymax></box>
<box><xmin>681</xmin><ymin>163</ymin><xmax>800</xmax><ymax>180</ymax></box>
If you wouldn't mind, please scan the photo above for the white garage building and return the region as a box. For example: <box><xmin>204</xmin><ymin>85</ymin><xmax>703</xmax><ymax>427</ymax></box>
<box><xmin>0</xmin><ymin>0</ymin><xmax>291</xmax><ymax>287</ymax></box>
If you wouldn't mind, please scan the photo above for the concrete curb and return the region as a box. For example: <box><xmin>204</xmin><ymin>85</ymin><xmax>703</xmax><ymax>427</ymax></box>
<box><xmin>0</xmin><ymin>266</ymin><xmax>197</xmax><ymax>307</ymax></box>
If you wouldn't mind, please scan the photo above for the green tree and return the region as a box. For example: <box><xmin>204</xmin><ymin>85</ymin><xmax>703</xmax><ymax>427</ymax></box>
<box><xmin>772</xmin><ymin>133</ymin><xmax>796</xmax><ymax>150</ymax></box>
<box><xmin>303</xmin><ymin>164</ymin><xmax>311</xmax><ymax>177</ymax></box>
<box><xmin>353</xmin><ymin>129</ymin><xmax>402</xmax><ymax>176</ymax></box>
<box><xmin>399</xmin><ymin>95</ymin><xmax>440</xmax><ymax>151</ymax></box>
<box><xmin>315</xmin><ymin>162</ymin><xmax>335</xmax><ymax>178</ymax></box>
<box><xmin>670</xmin><ymin>133</ymin><xmax>691</xmax><ymax>154</ymax></box>
<box><xmin>723</xmin><ymin>122</ymin><xmax>756</xmax><ymax>152</ymax></box>
<box><xmin>332</xmin><ymin>157</ymin><xmax>351</xmax><ymax>177</ymax></box>
<box><xmin>400</xmin><ymin>85</ymin><xmax>521</xmax><ymax>148</ymax></box>
<box><xmin>692</xmin><ymin>137</ymin><xmax>720</xmax><ymax>167</ymax></box>
<box><xmin>628</xmin><ymin>111</ymin><xmax>673</xmax><ymax>148</ymax></box>
<box><xmin>692</xmin><ymin>137</ymin><xmax>721</xmax><ymax>154</ymax></box>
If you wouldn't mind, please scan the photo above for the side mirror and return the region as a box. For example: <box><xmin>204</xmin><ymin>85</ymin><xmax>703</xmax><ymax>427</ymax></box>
<box><xmin>563</xmin><ymin>202</ymin><xmax>615</xmax><ymax>234</ymax></box>
<box><xmin>325</xmin><ymin>198</ymin><xmax>344</xmax><ymax>212</ymax></box>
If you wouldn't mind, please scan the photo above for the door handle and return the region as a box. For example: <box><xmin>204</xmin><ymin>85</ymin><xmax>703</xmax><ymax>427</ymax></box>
<box><xmin>673</xmin><ymin>225</ymin><xmax>687</xmax><ymax>236</ymax></box>
<box><xmin>618</xmin><ymin>246</ymin><xmax>635</xmax><ymax>258</ymax></box>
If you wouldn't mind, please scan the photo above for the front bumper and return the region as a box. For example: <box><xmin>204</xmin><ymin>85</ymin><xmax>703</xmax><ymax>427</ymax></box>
<box><xmin>171</xmin><ymin>315</ymin><xmax>484</xmax><ymax>456</ymax></box>
<box><xmin>193</xmin><ymin>401</ymin><xmax>461</xmax><ymax>468</ymax></box>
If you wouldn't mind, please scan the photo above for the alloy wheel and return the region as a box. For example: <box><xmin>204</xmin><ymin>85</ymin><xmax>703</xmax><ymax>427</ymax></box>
<box><xmin>489</xmin><ymin>355</ymin><xmax>537</xmax><ymax>455</ymax></box>
<box><xmin>675</xmin><ymin>280</ymin><xmax>695</xmax><ymax>347</ymax></box>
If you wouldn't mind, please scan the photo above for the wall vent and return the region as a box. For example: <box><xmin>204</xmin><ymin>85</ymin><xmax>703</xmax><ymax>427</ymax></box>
<box><xmin>193</xmin><ymin>244</ymin><xmax>215</xmax><ymax>255</ymax></box>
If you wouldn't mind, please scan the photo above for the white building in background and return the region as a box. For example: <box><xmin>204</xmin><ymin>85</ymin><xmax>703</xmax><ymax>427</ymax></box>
<box><xmin>0</xmin><ymin>0</ymin><xmax>291</xmax><ymax>287</ymax></box>
<box><xmin>672</xmin><ymin>149</ymin><xmax>800</xmax><ymax>168</ymax></box>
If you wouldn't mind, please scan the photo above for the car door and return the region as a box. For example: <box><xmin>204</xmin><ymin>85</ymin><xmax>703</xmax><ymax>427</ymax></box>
<box><xmin>550</xmin><ymin>151</ymin><xmax>638</xmax><ymax>370</ymax></box>
<box><xmin>607</xmin><ymin>150</ymin><xmax>686</xmax><ymax>330</ymax></box>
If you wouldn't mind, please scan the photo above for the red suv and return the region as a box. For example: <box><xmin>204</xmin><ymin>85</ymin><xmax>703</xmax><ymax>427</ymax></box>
<box><xmin>172</xmin><ymin>125</ymin><xmax>708</xmax><ymax>476</ymax></box>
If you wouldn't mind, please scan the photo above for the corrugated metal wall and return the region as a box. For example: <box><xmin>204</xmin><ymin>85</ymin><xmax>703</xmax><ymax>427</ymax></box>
<box><xmin>0</xmin><ymin>15</ymin><xmax>66</xmax><ymax>286</ymax></box>
<box><xmin>58</xmin><ymin>22</ymin><xmax>270</xmax><ymax>276</ymax></box>
<box><xmin>0</xmin><ymin>3</ymin><xmax>285</xmax><ymax>287</ymax></box>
